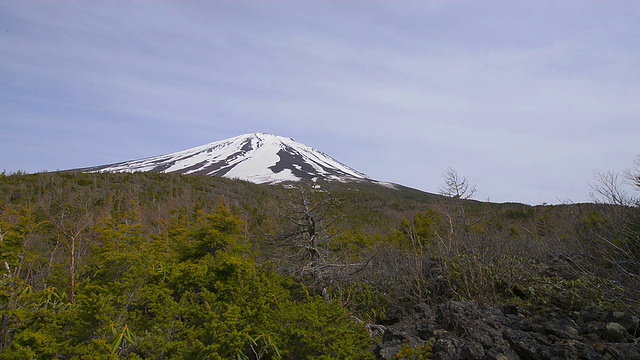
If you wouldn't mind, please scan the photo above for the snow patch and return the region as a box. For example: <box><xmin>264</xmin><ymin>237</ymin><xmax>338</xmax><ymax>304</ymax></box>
<box><xmin>82</xmin><ymin>133</ymin><xmax>370</xmax><ymax>185</ymax></box>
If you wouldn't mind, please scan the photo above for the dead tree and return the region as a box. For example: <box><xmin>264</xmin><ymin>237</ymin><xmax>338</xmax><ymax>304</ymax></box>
<box><xmin>273</xmin><ymin>183</ymin><xmax>373</xmax><ymax>289</ymax></box>
<box><xmin>438</xmin><ymin>167</ymin><xmax>477</xmax><ymax>251</ymax></box>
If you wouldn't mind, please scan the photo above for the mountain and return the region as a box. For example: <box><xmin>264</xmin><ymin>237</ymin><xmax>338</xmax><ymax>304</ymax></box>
<box><xmin>78</xmin><ymin>133</ymin><xmax>371</xmax><ymax>184</ymax></box>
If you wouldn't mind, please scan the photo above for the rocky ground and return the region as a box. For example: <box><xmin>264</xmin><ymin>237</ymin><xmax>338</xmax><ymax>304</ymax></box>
<box><xmin>375</xmin><ymin>301</ymin><xmax>640</xmax><ymax>360</ymax></box>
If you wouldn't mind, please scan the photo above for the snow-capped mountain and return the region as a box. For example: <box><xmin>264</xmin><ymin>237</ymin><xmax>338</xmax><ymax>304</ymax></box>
<box><xmin>79</xmin><ymin>133</ymin><xmax>370</xmax><ymax>184</ymax></box>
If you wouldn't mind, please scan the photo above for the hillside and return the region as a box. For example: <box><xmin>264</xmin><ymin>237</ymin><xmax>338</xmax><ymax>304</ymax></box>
<box><xmin>1</xmin><ymin>171</ymin><xmax>639</xmax><ymax>358</ymax></box>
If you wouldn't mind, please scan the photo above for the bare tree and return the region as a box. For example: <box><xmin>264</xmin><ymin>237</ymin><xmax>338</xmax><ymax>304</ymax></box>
<box><xmin>625</xmin><ymin>155</ymin><xmax>640</xmax><ymax>197</ymax></box>
<box><xmin>277</xmin><ymin>184</ymin><xmax>338</xmax><ymax>264</ymax></box>
<box><xmin>590</xmin><ymin>170</ymin><xmax>636</xmax><ymax>207</ymax></box>
<box><xmin>47</xmin><ymin>201</ymin><xmax>93</xmax><ymax>304</ymax></box>
<box><xmin>587</xmin><ymin>160</ymin><xmax>640</xmax><ymax>289</ymax></box>
<box><xmin>439</xmin><ymin>167</ymin><xmax>477</xmax><ymax>201</ymax></box>
<box><xmin>0</xmin><ymin>227</ymin><xmax>8</xmax><ymax>275</ymax></box>
<box><xmin>439</xmin><ymin>167</ymin><xmax>477</xmax><ymax>244</ymax></box>
<box><xmin>273</xmin><ymin>184</ymin><xmax>374</xmax><ymax>290</ymax></box>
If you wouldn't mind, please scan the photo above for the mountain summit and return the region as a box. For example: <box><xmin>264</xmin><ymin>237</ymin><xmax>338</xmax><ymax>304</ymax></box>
<box><xmin>80</xmin><ymin>133</ymin><xmax>369</xmax><ymax>184</ymax></box>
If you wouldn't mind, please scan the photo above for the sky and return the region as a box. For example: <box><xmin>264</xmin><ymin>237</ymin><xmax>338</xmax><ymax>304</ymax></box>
<box><xmin>1</xmin><ymin>1</ymin><xmax>639</xmax><ymax>205</ymax></box>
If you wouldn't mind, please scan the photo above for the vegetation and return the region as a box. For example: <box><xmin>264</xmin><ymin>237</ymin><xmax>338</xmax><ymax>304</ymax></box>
<box><xmin>0</xmin><ymin>173</ymin><xmax>372</xmax><ymax>359</ymax></box>
<box><xmin>1</xmin><ymin>157</ymin><xmax>638</xmax><ymax>358</ymax></box>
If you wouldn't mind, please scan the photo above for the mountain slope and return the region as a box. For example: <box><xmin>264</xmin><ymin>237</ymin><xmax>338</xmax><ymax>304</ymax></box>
<box><xmin>79</xmin><ymin>133</ymin><xmax>370</xmax><ymax>184</ymax></box>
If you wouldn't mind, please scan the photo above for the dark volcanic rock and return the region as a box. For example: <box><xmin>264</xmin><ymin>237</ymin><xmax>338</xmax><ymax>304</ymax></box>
<box><xmin>375</xmin><ymin>301</ymin><xmax>640</xmax><ymax>359</ymax></box>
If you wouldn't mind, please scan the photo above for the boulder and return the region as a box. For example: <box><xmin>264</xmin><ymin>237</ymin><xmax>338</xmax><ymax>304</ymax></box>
<box><xmin>374</xmin><ymin>301</ymin><xmax>637</xmax><ymax>360</ymax></box>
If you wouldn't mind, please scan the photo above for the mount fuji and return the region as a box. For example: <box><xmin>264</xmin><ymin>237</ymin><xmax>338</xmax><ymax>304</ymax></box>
<box><xmin>78</xmin><ymin>133</ymin><xmax>371</xmax><ymax>184</ymax></box>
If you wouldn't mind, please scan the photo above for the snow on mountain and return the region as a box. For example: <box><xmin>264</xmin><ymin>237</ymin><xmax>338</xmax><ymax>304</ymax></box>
<box><xmin>79</xmin><ymin>133</ymin><xmax>370</xmax><ymax>184</ymax></box>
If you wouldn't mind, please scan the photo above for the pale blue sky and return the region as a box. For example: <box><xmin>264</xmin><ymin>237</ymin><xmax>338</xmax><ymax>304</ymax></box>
<box><xmin>1</xmin><ymin>1</ymin><xmax>639</xmax><ymax>204</ymax></box>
